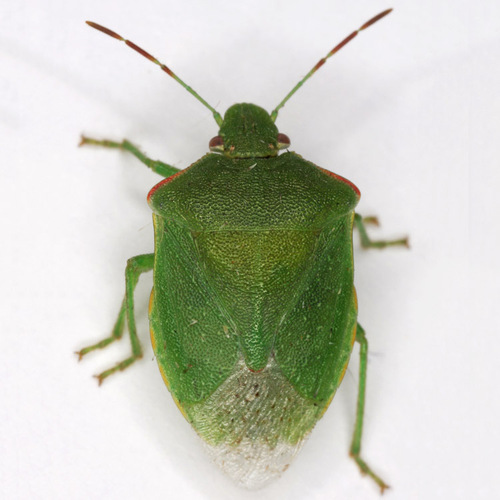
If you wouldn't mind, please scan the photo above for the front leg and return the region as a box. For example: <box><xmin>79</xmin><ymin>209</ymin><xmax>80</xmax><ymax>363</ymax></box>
<box><xmin>80</xmin><ymin>136</ymin><xmax>180</xmax><ymax>178</ymax></box>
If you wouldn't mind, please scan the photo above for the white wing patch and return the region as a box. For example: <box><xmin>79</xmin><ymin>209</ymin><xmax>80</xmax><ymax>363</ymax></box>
<box><xmin>203</xmin><ymin>432</ymin><xmax>306</xmax><ymax>489</ymax></box>
<box><xmin>184</xmin><ymin>358</ymin><xmax>323</xmax><ymax>489</ymax></box>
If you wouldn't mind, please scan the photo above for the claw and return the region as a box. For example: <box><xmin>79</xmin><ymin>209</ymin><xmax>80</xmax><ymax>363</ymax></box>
<box><xmin>363</xmin><ymin>216</ymin><xmax>380</xmax><ymax>226</ymax></box>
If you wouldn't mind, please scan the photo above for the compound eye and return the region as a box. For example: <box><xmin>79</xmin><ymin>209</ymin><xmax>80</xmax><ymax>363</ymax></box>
<box><xmin>209</xmin><ymin>136</ymin><xmax>224</xmax><ymax>152</ymax></box>
<box><xmin>277</xmin><ymin>133</ymin><xmax>291</xmax><ymax>150</ymax></box>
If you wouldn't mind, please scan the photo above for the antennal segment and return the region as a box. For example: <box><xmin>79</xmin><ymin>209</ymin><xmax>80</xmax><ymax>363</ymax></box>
<box><xmin>270</xmin><ymin>9</ymin><xmax>392</xmax><ymax>122</ymax></box>
<box><xmin>86</xmin><ymin>21</ymin><xmax>223</xmax><ymax>126</ymax></box>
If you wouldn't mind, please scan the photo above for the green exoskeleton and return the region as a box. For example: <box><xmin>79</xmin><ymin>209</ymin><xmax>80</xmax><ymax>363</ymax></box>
<box><xmin>77</xmin><ymin>9</ymin><xmax>408</xmax><ymax>491</ymax></box>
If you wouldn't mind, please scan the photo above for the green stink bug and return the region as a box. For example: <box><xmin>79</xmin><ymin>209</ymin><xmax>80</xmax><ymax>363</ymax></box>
<box><xmin>77</xmin><ymin>9</ymin><xmax>408</xmax><ymax>491</ymax></box>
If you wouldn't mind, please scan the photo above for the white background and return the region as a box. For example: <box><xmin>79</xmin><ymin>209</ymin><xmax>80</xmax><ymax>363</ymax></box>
<box><xmin>2</xmin><ymin>1</ymin><xmax>498</xmax><ymax>499</ymax></box>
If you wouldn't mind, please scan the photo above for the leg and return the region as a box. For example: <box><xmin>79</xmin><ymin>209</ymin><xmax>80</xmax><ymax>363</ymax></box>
<box><xmin>349</xmin><ymin>323</ymin><xmax>389</xmax><ymax>493</ymax></box>
<box><xmin>76</xmin><ymin>297</ymin><xmax>127</xmax><ymax>359</ymax></box>
<box><xmin>80</xmin><ymin>136</ymin><xmax>180</xmax><ymax>178</ymax></box>
<box><xmin>354</xmin><ymin>213</ymin><xmax>409</xmax><ymax>249</ymax></box>
<box><xmin>76</xmin><ymin>253</ymin><xmax>154</xmax><ymax>385</ymax></box>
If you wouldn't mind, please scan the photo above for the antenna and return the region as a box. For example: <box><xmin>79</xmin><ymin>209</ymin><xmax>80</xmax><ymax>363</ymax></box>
<box><xmin>86</xmin><ymin>21</ymin><xmax>223</xmax><ymax>126</ymax></box>
<box><xmin>270</xmin><ymin>9</ymin><xmax>393</xmax><ymax>122</ymax></box>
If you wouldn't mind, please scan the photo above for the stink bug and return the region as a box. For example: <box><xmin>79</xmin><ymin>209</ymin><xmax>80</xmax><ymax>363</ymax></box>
<box><xmin>77</xmin><ymin>9</ymin><xmax>408</xmax><ymax>491</ymax></box>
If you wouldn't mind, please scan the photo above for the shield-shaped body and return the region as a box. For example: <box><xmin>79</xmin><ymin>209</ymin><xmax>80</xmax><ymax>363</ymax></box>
<box><xmin>148</xmin><ymin>150</ymin><xmax>360</xmax><ymax>487</ymax></box>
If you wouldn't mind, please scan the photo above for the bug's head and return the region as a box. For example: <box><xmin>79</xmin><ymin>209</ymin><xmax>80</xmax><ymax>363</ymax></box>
<box><xmin>208</xmin><ymin>103</ymin><xmax>290</xmax><ymax>159</ymax></box>
<box><xmin>87</xmin><ymin>10</ymin><xmax>392</xmax><ymax>159</ymax></box>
